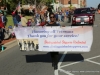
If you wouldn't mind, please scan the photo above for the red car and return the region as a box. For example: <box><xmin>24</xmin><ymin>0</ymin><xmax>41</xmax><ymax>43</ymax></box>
<box><xmin>72</xmin><ymin>8</ymin><xmax>94</xmax><ymax>26</ymax></box>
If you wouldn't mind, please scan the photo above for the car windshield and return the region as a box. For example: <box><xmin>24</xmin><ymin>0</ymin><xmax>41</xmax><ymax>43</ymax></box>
<box><xmin>74</xmin><ymin>8</ymin><xmax>91</xmax><ymax>14</ymax></box>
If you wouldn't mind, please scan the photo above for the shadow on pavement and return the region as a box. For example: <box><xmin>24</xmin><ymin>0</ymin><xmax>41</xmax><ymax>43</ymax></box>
<box><xmin>62</xmin><ymin>54</ymin><xmax>84</xmax><ymax>62</ymax></box>
<box><xmin>71</xmin><ymin>25</ymin><xmax>93</xmax><ymax>26</ymax></box>
<box><xmin>25</xmin><ymin>53</ymin><xmax>51</xmax><ymax>63</ymax></box>
<box><xmin>25</xmin><ymin>53</ymin><xmax>84</xmax><ymax>63</ymax></box>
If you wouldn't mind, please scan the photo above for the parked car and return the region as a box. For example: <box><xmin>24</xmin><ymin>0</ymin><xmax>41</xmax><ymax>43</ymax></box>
<box><xmin>72</xmin><ymin>8</ymin><xmax>94</xmax><ymax>26</ymax></box>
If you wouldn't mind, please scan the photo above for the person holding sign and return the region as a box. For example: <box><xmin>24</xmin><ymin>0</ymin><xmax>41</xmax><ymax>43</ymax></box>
<box><xmin>46</xmin><ymin>13</ymin><xmax>59</xmax><ymax>70</ymax></box>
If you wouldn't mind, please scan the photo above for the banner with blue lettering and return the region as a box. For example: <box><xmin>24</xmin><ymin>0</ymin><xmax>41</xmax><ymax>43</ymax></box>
<box><xmin>14</xmin><ymin>26</ymin><xmax>93</xmax><ymax>52</ymax></box>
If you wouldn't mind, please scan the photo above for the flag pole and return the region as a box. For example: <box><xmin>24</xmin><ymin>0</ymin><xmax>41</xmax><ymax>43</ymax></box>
<box><xmin>53</xmin><ymin>0</ymin><xmax>54</xmax><ymax>9</ymax></box>
<box><xmin>35</xmin><ymin>0</ymin><xmax>36</xmax><ymax>13</ymax></box>
<box><xmin>19</xmin><ymin>1</ymin><xmax>21</xmax><ymax>13</ymax></box>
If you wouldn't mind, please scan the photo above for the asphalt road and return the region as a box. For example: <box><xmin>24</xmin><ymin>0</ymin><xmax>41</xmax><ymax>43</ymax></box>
<box><xmin>0</xmin><ymin>14</ymin><xmax>100</xmax><ymax>75</ymax></box>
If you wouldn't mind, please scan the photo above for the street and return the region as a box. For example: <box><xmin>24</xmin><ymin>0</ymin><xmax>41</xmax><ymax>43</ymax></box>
<box><xmin>0</xmin><ymin>14</ymin><xmax>100</xmax><ymax>75</ymax></box>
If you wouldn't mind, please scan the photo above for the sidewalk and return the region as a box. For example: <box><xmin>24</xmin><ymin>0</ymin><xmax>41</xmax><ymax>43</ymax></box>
<box><xmin>1</xmin><ymin>38</ymin><xmax>16</xmax><ymax>45</ymax></box>
<box><xmin>0</xmin><ymin>38</ymin><xmax>17</xmax><ymax>52</ymax></box>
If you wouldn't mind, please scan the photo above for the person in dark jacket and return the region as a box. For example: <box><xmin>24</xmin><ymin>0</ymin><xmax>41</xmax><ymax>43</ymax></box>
<box><xmin>46</xmin><ymin>13</ymin><xmax>59</xmax><ymax>70</ymax></box>
<box><xmin>67</xmin><ymin>10</ymin><xmax>71</xmax><ymax>23</ymax></box>
<box><xmin>55</xmin><ymin>12</ymin><xmax>58</xmax><ymax>21</ymax></box>
<box><xmin>15</xmin><ymin>12</ymin><xmax>21</xmax><ymax>26</ymax></box>
<box><xmin>12</xmin><ymin>10</ymin><xmax>18</xmax><ymax>27</ymax></box>
<box><xmin>1</xmin><ymin>12</ymin><xmax>7</xmax><ymax>27</ymax></box>
<box><xmin>0</xmin><ymin>12</ymin><xmax>5</xmax><ymax>41</ymax></box>
<box><xmin>12</xmin><ymin>11</ymin><xmax>21</xmax><ymax>27</ymax></box>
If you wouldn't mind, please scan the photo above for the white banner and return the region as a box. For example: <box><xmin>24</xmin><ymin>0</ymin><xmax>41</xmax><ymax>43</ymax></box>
<box><xmin>14</xmin><ymin>26</ymin><xmax>93</xmax><ymax>52</ymax></box>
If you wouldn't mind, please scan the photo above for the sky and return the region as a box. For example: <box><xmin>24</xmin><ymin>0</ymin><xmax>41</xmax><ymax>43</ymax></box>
<box><xmin>86</xmin><ymin>0</ymin><xmax>100</xmax><ymax>8</ymax></box>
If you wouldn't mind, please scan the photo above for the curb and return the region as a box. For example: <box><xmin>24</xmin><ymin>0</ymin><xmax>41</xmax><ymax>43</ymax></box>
<box><xmin>3</xmin><ymin>39</ymin><xmax>17</xmax><ymax>46</ymax></box>
<box><xmin>0</xmin><ymin>39</ymin><xmax>18</xmax><ymax>53</ymax></box>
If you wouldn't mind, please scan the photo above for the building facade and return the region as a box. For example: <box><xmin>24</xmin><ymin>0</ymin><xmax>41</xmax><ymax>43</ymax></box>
<box><xmin>53</xmin><ymin>0</ymin><xmax>86</xmax><ymax>11</ymax></box>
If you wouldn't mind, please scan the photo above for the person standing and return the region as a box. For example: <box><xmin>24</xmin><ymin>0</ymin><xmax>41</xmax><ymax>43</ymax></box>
<box><xmin>12</xmin><ymin>10</ymin><xmax>18</xmax><ymax>27</ymax></box>
<box><xmin>55</xmin><ymin>12</ymin><xmax>58</xmax><ymax>21</ymax></box>
<box><xmin>33</xmin><ymin>15</ymin><xmax>37</xmax><ymax>26</ymax></box>
<box><xmin>27</xmin><ymin>19</ymin><xmax>32</xmax><ymax>26</ymax></box>
<box><xmin>21</xmin><ymin>14</ymin><xmax>27</xmax><ymax>27</ymax></box>
<box><xmin>0</xmin><ymin>12</ymin><xmax>5</xmax><ymax>41</ymax></box>
<box><xmin>46</xmin><ymin>11</ymin><xmax>50</xmax><ymax>23</ymax></box>
<box><xmin>58</xmin><ymin>12</ymin><xmax>62</xmax><ymax>22</ymax></box>
<box><xmin>61</xmin><ymin>11</ymin><xmax>65</xmax><ymax>22</ymax></box>
<box><xmin>46</xmin><ymin>13</ymin><xmax>59</xmax><ymax>70</ymax></box>
<box><xmin>1</xmin><ymin>12</ymin><xmax>8</xmax><ymax>27</ymax></box>
<box><xmin>67</xmin><ymin>10</ymin><xmax>71</xmax><ymax>23</ymax></box>
<box><xmin>66</xmin><ymin>10</ymin><xmax>69</xmax><ymax>17</ymax></box>
<box><xmin>16</xmin><ymin>12</ymin><xmax>21</xmax><ymax>26</ymax></box>
<box><xmin>31</xmin><ymin>16</ymin><xmax>35</xmax><ymax>27</ymax></box>
<box><xmin>35</xmin><ymin>16</ymin><xmax>41</xmax><ymax>26</ymax></box>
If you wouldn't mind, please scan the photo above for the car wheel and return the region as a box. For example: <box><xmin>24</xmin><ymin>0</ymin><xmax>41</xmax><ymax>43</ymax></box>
<box><xmin>71</xmin><ymin>24</ymin><xmax>76</xmax><ymax>26</ymax></box>
<box><xmin>89</xmin><ymin>23</ymin><xmax>94</xmax><ymax>26</ymax></box>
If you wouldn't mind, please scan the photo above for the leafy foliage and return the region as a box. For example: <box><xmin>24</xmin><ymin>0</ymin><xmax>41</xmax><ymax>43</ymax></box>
<box><xmin>1</xmin><ymin>0</ymin><xmax>55</xmax><ymax>12</ymax></box>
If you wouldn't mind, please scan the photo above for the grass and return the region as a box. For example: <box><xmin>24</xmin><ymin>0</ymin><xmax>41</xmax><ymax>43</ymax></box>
<box><xmin>6</xmin><ymin>16</ymin><xmax>31</xmax><ymax>27</ymax></box>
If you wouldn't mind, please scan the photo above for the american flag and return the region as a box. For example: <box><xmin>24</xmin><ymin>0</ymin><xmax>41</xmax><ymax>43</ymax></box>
<box><xmin>16</xmin><ymin>1</ymin><xmax>20</xmax><ymax>11</ymax></box>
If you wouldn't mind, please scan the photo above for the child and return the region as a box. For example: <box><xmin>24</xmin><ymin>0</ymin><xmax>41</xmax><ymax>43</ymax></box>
<box><xmin>8</xmin><ymin>26</ymin><xmax>15</xmax><ymax>38</ymax></box>
<box><xmin>27</xmin><ymin>19</ymin><xmax>32</xmax><ymax>26</ymax></box>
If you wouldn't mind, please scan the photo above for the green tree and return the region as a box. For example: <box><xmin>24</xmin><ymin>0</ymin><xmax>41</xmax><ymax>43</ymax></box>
<box><xmin>38</xmin><ymin>0</ymin><xmax>55</xmax><ymax>6</ymax></box>
<box><xmin>2</xmin><ymin>0</ymin><xmax>56</xmax><ymax>13</ymax></box>
<box><xmin>6</xmin><ymin>0</ymin><xmax>20</xmax><ymax>11</ymax></box>
<box><xmin>36</xmin><ymin>0</ymin><xmax>56</xmax><ymax>9</ymax></box>
<box><xmin>22</xmin><ymin>0</ymin><xmax>26</xmax><ymax>5</ymax></box>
